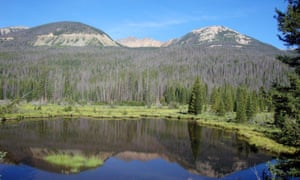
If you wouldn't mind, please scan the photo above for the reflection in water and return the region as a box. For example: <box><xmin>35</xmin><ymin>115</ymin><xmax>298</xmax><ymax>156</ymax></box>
<box><xmin>188</xmin><ymin>121</ymin><xmax>202</xmax><ymax>161</ymax></box>
<box><xmin>0</xmin><ymin>118</ymin><xmax>273</xmax><ymax>178</ymax></box>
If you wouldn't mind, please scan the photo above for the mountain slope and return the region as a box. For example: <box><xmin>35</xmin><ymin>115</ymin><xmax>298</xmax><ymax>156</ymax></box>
<box><xmin>0</xmin><ymin>22</ymin><xmax>119</xmax><ymax>47</ymax></box>
<box><xmin>117</xmin><ymin>37</ymin><xmax>163</xmax><ymax>47</ymax></box>
<box><xmin>0</xmin><ymin>26</ymin><xmax>28</xmax><ymax>36</ymax></box>
<box><xmin>167</xmin><ymin>26</ymin><xmax>278</xmax><ymax>52</ymax></box>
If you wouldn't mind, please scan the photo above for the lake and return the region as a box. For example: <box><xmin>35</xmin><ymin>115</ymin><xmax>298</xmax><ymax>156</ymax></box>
<box><xmin>0</xmin><ymin>118</ymin><xmax>274</xmax><ymax>179</ymax></box>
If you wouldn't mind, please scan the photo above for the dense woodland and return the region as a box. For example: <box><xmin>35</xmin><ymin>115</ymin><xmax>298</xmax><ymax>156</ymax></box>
<box><xmin>0</xmin><ymin>45</ymin><xmax>289</xmax><ymax>106</ymax></box>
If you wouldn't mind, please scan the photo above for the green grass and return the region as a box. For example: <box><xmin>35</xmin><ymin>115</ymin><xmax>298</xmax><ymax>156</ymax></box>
<box><xmin>3</xmin><ymin>103</ymin><xmax>181</xmax><ymax>120</ymax></box>
<box><xmin>44</xmin><ymin>154</ymin><xmax>103</xmax><ymax>173</ymax></box>
<box><xmin>2</xmin><ymin>103</ymin><xmax>299</xmax><ymax>155</ymax></box>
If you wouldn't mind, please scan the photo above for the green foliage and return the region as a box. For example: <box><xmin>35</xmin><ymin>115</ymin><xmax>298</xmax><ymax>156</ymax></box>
<box><xmin>268</xmin><ymin>157</ymin><xmax>300</xmax><ymax>179</ymax></box>
<box><xmin>44</xmin><ymin>154</ymin><xmax>103</xmax><ymax>173</ymax></box>
<box><xmin>276</xmin><ymin>0</ymin><xmax>300</xmax><ymax>51</ymax></box>
<box><xmin>0</xmin><ymin>45</ymin><xmax>289</xmax><ymax>105</ymax></box>
<box><xmin>0</xmin><ymin>151</ymin><xmax>6</xmax><ymax>160</ymax></box>
<box><xmin>210</xmin><ymin>87</ymin><xmax>220</xmax><ymax>112</ymax></box>
<box><xmin>188</xmin><ymin>121</ymin><xmax>202</xmax><ymax>160</ymax></box>
<box><xmin>236</xmin><ymin>87</ymin><xmax>247</xmax><ymax>123</ymax></box>
<box><xmin>258</xmin><ymin>87</ymin><xmax>273</xmax><ymax>112</ymax></box>
<box><xmin>63</xmin><ymin>105</ymin><xmax>73</xmax><ymax>112</ymax></box>
<box><xmin>0</xmin><ymin>98</ymin><xmax>21</xmax><ymax>116</ymax></box>
<box><xmin>269</xmin><ymin>1</ymin><xmax>300</xmax><ymax>178</ymax></box>
<box><xmin>280</xmin><ymin>117</ymin><xmax>300</xmax><ymax>146</ymax></box>
<box><xmin>216</xmin><ymin>99</ymin><xmax>226</xmax><ymax>116</ymax></box>
<box><xmin>273</xmin><ymin>72</ymin><xmax>300</xmax><ymax>146</ymax></box>
<box><xmin>223</xmin><ymin>85</ymin><xmax>234</xmax><ymax>112</ymax></box>
<box><xmin>188</xmin><ymin>78</ymin><xmax>203</xmax><ymax>115</ymax></box>
<box><xmin>246</xmin><ymin>93</ymin><xmax>257</xmax><ymax>121</ymax></box>
<box><xmin>163</xmin><ymin>84</ymin><xmax>190</xmax><ymax>105</ymax></box>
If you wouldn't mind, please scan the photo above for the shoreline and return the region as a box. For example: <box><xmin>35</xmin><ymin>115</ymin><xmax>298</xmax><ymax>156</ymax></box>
<box><xmin>1</xmin><ymin>104</ymin><xmax>298</xmax><ymax>155</ymax></box>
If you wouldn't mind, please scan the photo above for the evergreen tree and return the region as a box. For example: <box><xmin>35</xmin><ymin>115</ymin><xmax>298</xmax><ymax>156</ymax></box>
<box><xmin>217</xmin><ymin>98</ymin><xmax>226</xmax><ymax>116</ymax></box>
<box><xmin>210</xmin><ymin>87</ymin><xmax>220</xmax><ymax>112</ymax></box>
<box><xmin>274</xmin><ymin>0</ymin><xmax>300</xmax><ymax>146</ymax></box>
<box><xmin>188</xmin><ymin>121</ymin><xmax>202</xmax><ymax>160</ymax></box>
<box><xmin>246</xmin><ymin>93</ymin><xmax>255</xmax><ymax>120</ymax></box>
<box><xmin>267</xmin><ymin>1</ymin><xmax>300</xmax><ymax>178</ymax></box>
<box><xmin>188</xmin><ymin>77</ymin><xmax>203</xmax><ymax>115</ymax></box>
<box><xmin>258</xmin><ymin>87</ymin><xmax>267</xmax><ymax>112</ymax></box>
<box><xmin>236</xmin><ymin>87</ymin><xmax>247</xmax><ymax>123</ymax></box>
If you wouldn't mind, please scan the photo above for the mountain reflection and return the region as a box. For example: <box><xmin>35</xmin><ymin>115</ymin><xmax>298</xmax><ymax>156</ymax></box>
<box><xmin>0</xmin><ymin>118</ymin><xmax>272</xmax><ymax>177</ymax></box>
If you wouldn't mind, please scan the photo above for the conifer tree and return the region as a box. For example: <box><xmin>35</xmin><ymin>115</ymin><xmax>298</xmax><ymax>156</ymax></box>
<box><xmin>188</xmin><ymin>77</ymin><xmax>203</xmax><ymax>115</ymax></box>
<box><xmin>224</xmin><ymin>85</ymin><xmax>234</xmax><ymax>112</ymax></box>
<box><xmin>274</xmin><ymin>0</ymin><xmax>300</xmax><ymax>146</ymax></box>
<box><xmin>246</xmin><ymin>93</ymin><xmax>255</xmax><ymax>120</ymax></box>
<box><xmin>210</xmin><ymin>87</ymin><xmax>219</xmax><ymax>112</ymax></box>
<box><xmin>268</xmin><ymin>1</ymin><xmax>300</xmax><ymax>178</ymax></box>
<box><xmin>236</xmin><ymin>87</ymin><xmax>247</xmax><ymax>123</ymax></box>
<box><xmin>217</xmin><ymin>98</ymin><xmax>226</xmax><ymax>116</ymax></box>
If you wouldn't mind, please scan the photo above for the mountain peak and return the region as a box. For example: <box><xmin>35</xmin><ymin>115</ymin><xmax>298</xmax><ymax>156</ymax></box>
<box><xmin>0</xmin><ymin>21</ymin><xmax>120</xmax><ymax>47</ymax></box>
<box><xmin>192</xmin><ymin>25</ymin><xmax>230</xmax><ymax>34</ymax></box>
<box><xmin>0</xmin><ymin>26</ymin><xmax>29</xmax><ymax>36</ymax></box>
<box><xmin>168</xmin><ymin>25</ymin><xmax>255</xmax><ymax>47</ymax></box>
<box><xmin>191</xmin><ymin>25</ymin><xmax>252</xmax><ymax>45</ymax></box>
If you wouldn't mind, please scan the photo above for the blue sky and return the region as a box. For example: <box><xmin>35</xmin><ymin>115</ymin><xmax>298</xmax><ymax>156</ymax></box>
<box><xmin>1</xmin><ymin>0</ymin><xmax>287</xmax><ymax>49</ymax></box>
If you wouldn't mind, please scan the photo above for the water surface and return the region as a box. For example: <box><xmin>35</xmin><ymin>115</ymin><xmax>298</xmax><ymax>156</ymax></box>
<box><xmin>0</xmin><ymin>118</ymin><xmax>273</xmax><ymax>179</ymax></box>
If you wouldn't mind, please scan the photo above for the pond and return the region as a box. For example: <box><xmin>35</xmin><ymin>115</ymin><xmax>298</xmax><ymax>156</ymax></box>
<box><xmin>0</xmin><ymin>118</ymin><xmax>274</xmax><ymax>179</ymax></box>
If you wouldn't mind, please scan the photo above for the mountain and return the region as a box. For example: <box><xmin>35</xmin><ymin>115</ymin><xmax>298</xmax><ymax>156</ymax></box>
<box><xmin>0</xmin><ymin>21</ymin><xmax>119</xmax><ymax>47</ymax></box>
<box><xmin>0</xmin><ymin>26</ymin><xmax>28</xmax><ymax>36</ymax></box>
<box><xmin>167</xmin><ymin>26</ymin><xmax>278</xmax><ymax>51</ymax></box>
<box><xmin>117</xmin><ymin>37</ymin><xmax>163</xmax><ymax>47</ymax></box>
<box><xmin>0</xmin><ymin>23</ymin><xmax>279</xmax><ymax>50</ymax></box>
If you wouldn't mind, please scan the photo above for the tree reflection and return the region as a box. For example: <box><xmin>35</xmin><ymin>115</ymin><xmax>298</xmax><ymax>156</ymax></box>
<box><xmin>188</xmin><ymin>121</ymin><xmax>202</xmax><ymax>161</ymax></box>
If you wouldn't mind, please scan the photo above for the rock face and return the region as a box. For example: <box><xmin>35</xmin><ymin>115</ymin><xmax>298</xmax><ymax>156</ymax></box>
<box><xmin>117</xmin><ymin>37</ymin><xmax>163</xmax><ymax>47</ymax></box>
<box><xmin>166</xmin><ymin>25</ymin><xmax>277</xmax><ymax>51</ymax></box>
<box><xmin>0</xmin><ymin>22</ymin><xmax>278</xmax><ymax>50</ymax></box>
<box><xmin>33</xmin><ymin>32</ymin><xmax>118</xmax><ymax>47</ymax></box>
<box><xmin>0</xmin><ymin>26</ymin><xmax>28</xmax><ymax>36</ymax></box>
<box><xmin>190</xmin><ymin>26</ymin><xmax>252</xmax><ymax>45</ymax></box>
<box><xmin>0</xmin><ymin>22</ymin><xmax>119</xmax><ymax>47</ymax></box>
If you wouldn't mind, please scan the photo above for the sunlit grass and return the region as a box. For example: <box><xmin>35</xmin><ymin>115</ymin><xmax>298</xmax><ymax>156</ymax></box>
<box><xmin>5</xmin><ymin>103</ymin><xmax>182</xmax><ymax>120</ymax></box>
<box><xmin>2</xmin><ymin>103</ymin><xmax>299</xmax><ymax>155</ymax></box>
<box><xmin>44</xmin><ymin>154</ymin><xmax>103</xmax><ymax>173</ymax></box>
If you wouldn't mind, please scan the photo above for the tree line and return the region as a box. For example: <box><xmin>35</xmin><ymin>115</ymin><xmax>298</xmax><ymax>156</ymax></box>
<box><xmin>0</xmin><ymin>45</ymin><xmax>289</xmax><ymax>105</ymax></box>
<box><xmin>188</xmin><ymin>77</ymin><xmax>272</xmax><ymax>121</ymax></box>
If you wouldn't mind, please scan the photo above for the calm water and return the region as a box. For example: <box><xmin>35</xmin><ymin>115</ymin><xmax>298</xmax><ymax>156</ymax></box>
<box><xmin>0</xmin><ymin>118</ymin><xmax>274</xmax><ymax>179</ymax></box>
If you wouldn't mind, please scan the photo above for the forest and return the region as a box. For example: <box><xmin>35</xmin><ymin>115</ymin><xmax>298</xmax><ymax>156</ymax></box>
<box><xmin>0</xmin><ymin>45</ymin><xmax>289</xmax><ymax>106</ymax></box>
<box><xmin>0</xmin><ymin>1</ymin><xmax>299</xmax><ymax>179</ymax></box>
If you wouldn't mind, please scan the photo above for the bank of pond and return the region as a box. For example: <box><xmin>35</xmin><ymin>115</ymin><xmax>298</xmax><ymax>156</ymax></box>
<box><xmin>0</xmin><ymin>118</ymin><xmax>286</xmax><ymax>179</ymax></box>
<box><xmin>0</xmin><ymin>104</ymin><xmax>299</xmax><ymax>179</ymax></box>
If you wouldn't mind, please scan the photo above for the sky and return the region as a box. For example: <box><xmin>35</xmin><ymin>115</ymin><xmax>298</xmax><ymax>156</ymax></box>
<box><xmin>0</xmin><ymin>0</ymin><xmax>288</xmax><ymax>49</ymax></box>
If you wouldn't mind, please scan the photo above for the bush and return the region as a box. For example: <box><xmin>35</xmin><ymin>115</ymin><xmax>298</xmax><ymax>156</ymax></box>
<box><xmin>64</xmin><ymin>106</ymin><xmax>73</xmax><ymax>112</ymax></box>
<box><xmin>168</xmin><ymin>102</ymin><xmax>180</xmax><ymax>109</ymax></box>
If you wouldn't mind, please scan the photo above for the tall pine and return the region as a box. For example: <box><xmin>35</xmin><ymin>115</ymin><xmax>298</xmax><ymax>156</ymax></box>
<box><xmin>188</xmin><ymin>77</ymin><xmax>203</xmax><ymax>115</ymax></box>
<box><xmin>274</xmin><ymin>0</ymin><xmax>300</xmax><ymax>146</ymax></box>
<box><xmin>236</xmin><ymin>87</ymin><xmax>247</xmax><ymax>123</ymax></box>
<box><xmin>268</xmin><ymin>1</ymin><xmax>300</xmax><ymax>178</ymax></box>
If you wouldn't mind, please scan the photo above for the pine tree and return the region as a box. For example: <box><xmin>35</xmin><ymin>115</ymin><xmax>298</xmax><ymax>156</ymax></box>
<box><xmin>246</xmin><ymin>93</ymin><xmax>255</xmax><ymax>120</ymax></box>
<box><xmin>273</xmin><ymin>0</ymin><xmax>300</xmax><ymax>146</ymax></box>
<box><xmin>210</xmin><ymin>87</ymin><xmax>219</xmax><ymax>112</ymax></box>
<box><xmin>188</xmin><ymin>78</ymin><xmax>203</xmax><ymax>115</ymax></box>
<box><xmin>236</xmin><ymin>87</ymin><xmax>247</xmax><ymax>123</ymax></box>
<box><xmin>268</xmin><ymin>1</ymin><xmax>300</xmax><ymax>178</ymax></box>
<box><xmin>224</xmin><ymin>85</ymin><xmax>234</xmax><ymax>112</ymax></box>
<box><xmin>217</xmin><ymin>98</ymin><xmax>226</xmax><ymax>116</ymax></box>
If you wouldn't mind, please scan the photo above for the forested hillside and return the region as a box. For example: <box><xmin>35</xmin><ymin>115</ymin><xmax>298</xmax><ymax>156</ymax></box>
<box><xmin>0</xmin><ymin>45</ymin><xmax>289</xmax><ymax>104</ymax></box>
